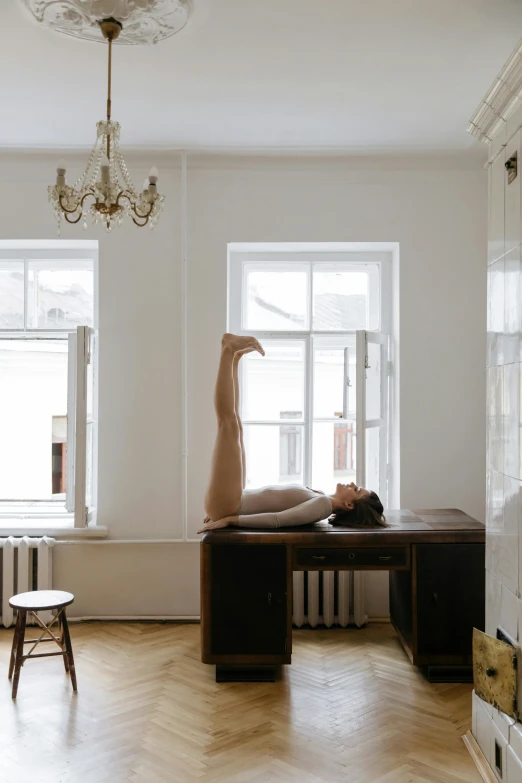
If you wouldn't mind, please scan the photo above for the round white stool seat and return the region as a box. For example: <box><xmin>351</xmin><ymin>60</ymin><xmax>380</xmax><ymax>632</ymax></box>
<box><xmin>9</xmin><ymin>590</ymin><xmax>74</xmax><ymax>612</ymax></box>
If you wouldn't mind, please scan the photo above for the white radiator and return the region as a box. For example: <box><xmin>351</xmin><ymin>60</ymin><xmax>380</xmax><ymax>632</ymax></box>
<box><xmin>1</xmin><ymin>537</ymin><xmax>54</xmax><ymax>628</ymax></box>
<box><xmin>293</xmin><ymin>571</ymin><xmax>368</xmax><ymax>628</ymax></box>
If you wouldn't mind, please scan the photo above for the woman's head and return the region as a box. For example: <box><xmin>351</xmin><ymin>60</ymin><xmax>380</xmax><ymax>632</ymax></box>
<box><xmin>329</xmin><ymin>482</ymin><xmax>386</xmax><ymax>527</ymax></box>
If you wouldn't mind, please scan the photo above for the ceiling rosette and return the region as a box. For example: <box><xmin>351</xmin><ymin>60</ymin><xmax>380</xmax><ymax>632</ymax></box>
<box><xmin>19</xmin><ymin>0</ymin><xmax>193</xmax><ymax>44</ymax></box>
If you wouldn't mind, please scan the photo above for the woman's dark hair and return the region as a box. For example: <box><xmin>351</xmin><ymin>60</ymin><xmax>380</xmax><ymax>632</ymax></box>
<box><xmin>329</xmin><ymin>491</ymin><xmax>387</xmax><ymax>527</ymax></box>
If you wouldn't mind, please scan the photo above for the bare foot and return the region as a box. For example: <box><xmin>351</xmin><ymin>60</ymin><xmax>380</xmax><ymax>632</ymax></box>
<box><xmin>222</xmin><ymin>333</ymin><xmax>265</xmax><ymax>356</ymax></box>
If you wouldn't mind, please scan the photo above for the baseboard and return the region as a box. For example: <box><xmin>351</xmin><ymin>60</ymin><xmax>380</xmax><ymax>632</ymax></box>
<box><xmin>66</xmin><ymin>615</ymin><xmax>390</xmax><ymax>625</ymax></box>
<box><xmin>68</xmin><ymin>615</ymin><xmax>200</xmax><ymax>623</ymax></box>
<box><xmin>462</xmin><ymin>731</ymin><xmax>496</xmax><ymax>783</ymax></box>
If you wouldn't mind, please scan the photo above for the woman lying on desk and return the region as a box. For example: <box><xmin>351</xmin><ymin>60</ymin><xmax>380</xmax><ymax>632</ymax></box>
<box><xmin>198</xmin><ymin>334</ymin><xmax>386</xmax><ymax>534</ymax></box>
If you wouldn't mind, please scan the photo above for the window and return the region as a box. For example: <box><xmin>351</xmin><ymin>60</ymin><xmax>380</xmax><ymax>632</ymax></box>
<box><xmin>229</xmin><ymin>246</ymin><xmax>390</xmax><ymax>503</ymax></box>
<box><xmin>0</xmin><ymin>242</ymin><xmax>98</xmax><ymax>528</ymax></box>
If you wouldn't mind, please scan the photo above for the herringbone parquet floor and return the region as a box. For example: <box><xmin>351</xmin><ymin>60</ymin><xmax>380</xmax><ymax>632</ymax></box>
<box><xmin>0</xmin><ymin>622</ymin><xmax>479</xmax><ymax>783</ymax></box>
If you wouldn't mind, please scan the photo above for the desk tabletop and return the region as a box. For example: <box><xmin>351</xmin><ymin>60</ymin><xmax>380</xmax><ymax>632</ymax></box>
<box><xmin>200</xmin><ymin>508</ymin><xmax>485</xmax><ymax>546</ymax></box>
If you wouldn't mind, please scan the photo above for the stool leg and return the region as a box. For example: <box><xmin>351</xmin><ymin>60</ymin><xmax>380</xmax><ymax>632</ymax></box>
<box><xmin>8</xmin><ymin>611</ymin><xmax>22</xmax><ymax>680</ymax></box>
<box><xmin>61</xmin><ymin>612</ymin><xmax>77</xmax><ymax>692</ymax></box>
<box><xmin>11</xmin><ymin>611</ymin><xmax>27</xmax><ymax>699</ymax></box>
<box><xmin>58</xmin><ymin>612</ymin><xmax>70</xmax><ymax>673</ymax></box>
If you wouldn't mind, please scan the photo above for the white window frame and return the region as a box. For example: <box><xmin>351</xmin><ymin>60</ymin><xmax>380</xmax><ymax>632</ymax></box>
<box><xmin>228</xmin><ymin>243</ymin><xmax>393</xmax><ymax>506</ymax></box>
<box><xmin>0</xmin><ymin>241</ymin><xmax>98</xmax><ymax>529</ymax></box>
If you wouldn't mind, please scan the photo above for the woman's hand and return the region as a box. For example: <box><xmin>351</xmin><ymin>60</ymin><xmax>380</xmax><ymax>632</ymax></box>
<box><xmin>197</xmin><ymin>515</ymin><xmax>238</xmax><ymax>534</ymax></box>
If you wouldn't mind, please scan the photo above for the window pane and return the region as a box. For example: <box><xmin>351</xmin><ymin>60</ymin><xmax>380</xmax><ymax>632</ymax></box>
<box><xmin>0</xmin><ymin>339</ymin><xmax>68</xmax><ymax>500</ymax></box>
<box><xmin>28</xmin><ymin>263</ymin><xmax>93</xmax><ymax>329</ymax></box>
<box><xmin>314</xmin><ymin>342</ymin><xmax>356</xmax><ymax>418</ymax></box>
<box><xmin>243</xmin><ymin>264</ymin><xmax>309</xmax><ymax>330</ymax></box>
<box><xmin>313</xmin><ymin>267</ymin><xmax>368</xmax><ymax>330</ymax></box>
<box><xmin>244</xmin><ymin>424</ymin><xmax>304</xmax><ymax>487</ymax></box>
<box><xmin>366</xmin><ymin>341</ymin><xmax>382</xmax><ymax>421</ymax></box>
<box><xmin>0</xmin><ymin>262</ymin><xmax>24</xmax><ymax>329</ymax></box>
<box><xmin>312</xmin><ymin>421</ymin><xmax>356</xmax><ymax>494</ymax></box>
<box><xmin>243</xmin><ymin>341</ymin><xmax>305</xmax><ymax>422</ymax></box>
<box><xmin>365</xmin><ymin>426</ymin><xmax>380</xmax><ymax>495</ymax></box>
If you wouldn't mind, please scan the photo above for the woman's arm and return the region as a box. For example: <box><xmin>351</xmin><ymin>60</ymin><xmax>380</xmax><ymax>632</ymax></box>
<box><xmin>234</xmin><ymin>495</ymin><xmax>332</xmax><ymax>529</ymax></box>
<box><xmin>197</xmin><ymin>515</ymin><xmax>238</xmax><ymax>533</ymax></box>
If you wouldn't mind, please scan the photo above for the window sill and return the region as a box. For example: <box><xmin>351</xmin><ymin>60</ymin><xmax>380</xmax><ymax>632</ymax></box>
<box><xmin>0</xmin><ymin>524</ymin><xmax>108</xmax><ymax>539</ymax></box>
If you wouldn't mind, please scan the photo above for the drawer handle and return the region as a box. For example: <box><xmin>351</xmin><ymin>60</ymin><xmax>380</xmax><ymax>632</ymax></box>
<box><xmin>378</xmin><ymin>556</ymin><xmax>392</xmax><ymax>561</ymax></box>
<box><xmin>312</xmin><ymin>555</ymin><xmax>326</xmax><ymax>561</ymax></box>
<box><xmin>486</xmin><ymin>667</ymin><xmax>496</xmax><ymax>678</ymax></box>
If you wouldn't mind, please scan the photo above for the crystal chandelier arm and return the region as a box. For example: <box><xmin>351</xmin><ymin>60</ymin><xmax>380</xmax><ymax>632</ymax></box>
<box><xmin>63</xmin><ymin>211</ymin><xmax>84</xmax><ymax>225</ymax></box>
<box><xmin>115</xmin><ymin>191</ymin><xmax>155</xmax><ymax>225</ymax></box>
<box><xmin>59</xmin><ymin>190</ymin><xmax>97</xmax><ymax>222</ymax></box>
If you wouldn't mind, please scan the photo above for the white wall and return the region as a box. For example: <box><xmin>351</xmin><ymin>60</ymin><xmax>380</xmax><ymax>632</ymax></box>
<box><xmin>0</xmin><ymin>151</ymin><xmax>487</xmax><ymax>618</ymax></box>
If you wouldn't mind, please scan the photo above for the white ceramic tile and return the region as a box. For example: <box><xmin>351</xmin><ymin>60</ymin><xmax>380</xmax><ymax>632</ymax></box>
<box><xmin>516</xmin><ymin>372</ymin><xmax>522</xmax><ymax>480</ymax></box>
<box><xmin>487</xmin><ymin>473</ymin><xmax>505</xmax><ymax>580</ymax></box>
<box><xmin>488</xmin><ymin>259</ymin><xmax>505</xmax><ymax>368</ymax></box>
<box><xmin>477</xmin><ymin>703</ymin><xmax>493</xmax><ymax>767</ymax></box>
<box><xmin>489</xmin><ymin>152</ymin><xmax>506</xmax><ymax>265</ymax></box>
<box><xmin>511</xmin><ymin>723</ymin><xmax>522</xmax><ymax>766</ymax></box>
<box><xmin>507</xmin><ymin>746</ymin><xmax>522</xmax><ymax>783</ymax></box>
<box><xmin>494</xmin><ymin>708</ymin><xmax>516</xmax><ymax>741</ymax></box>
<box><xmin>504</xmin><ymin>250</ymin><xmax>522</xmax><ymax>365</ymax></box>
<box><xmin>487</xmin><ymin>367</ymin><xmax>504</xmax><ymax>474</ymax></box>
<box><xmin>492</xmin><ymin>721</ymin><xmax>508</xmax><ymax>781</ymax></box>
<box><xmin>491</xmin><ymin>126</ymin><xmax>507</xmax><ymax>168</ymax></box>
<box><xmin>501</xmin><ymin>585</ymin><xmax>519</xmax><ymax>642</ymax></box>
<box><xmin>478</xmin><ymin>690</ymin><xmax>495</xmax><ymax>718</ymax></box>
<box><xmin>487</xmin><ymin>469</ymin><xmax>494</xmax><ymax>529</ymax></box>
<box><xmin>505</xmin><ymin>133</ymin><xmax>521</xmax><ymax>255</ymax></box>
<box><xmin>486</xmin><ymin>569</ymin><xmax>503</xmax><ymax>637</ymax></box>
<box><xmin>509</xmin><ymin>481</ymin><xmax>522</xmax><ymax>596</ymax></box>
<box><xmin>507</xmin><ymin>102</ymin><xmax>522</xmax><ymax>142</ymax></box>
<box><xmin>500</xmin><ymin>475</ymin><xmax>519</xmax><ymax>594</ymax></box>
<box><xmin>504</xmin><ymin>365</ymin><xmax>521</xmax><ymax>480</ymax></box>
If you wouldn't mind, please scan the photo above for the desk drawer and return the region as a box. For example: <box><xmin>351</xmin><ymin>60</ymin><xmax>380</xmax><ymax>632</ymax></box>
<box><xmin>294</xmin><ymin>546</ymin><xmax>409</xmax><ymax>570</ymax></box>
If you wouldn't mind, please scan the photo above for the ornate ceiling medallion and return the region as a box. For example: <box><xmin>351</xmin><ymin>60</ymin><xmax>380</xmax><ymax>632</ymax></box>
<box><xmin>20</xmin><ymin>0</ymin><xmax>193</xmax><ymax>45</ymax></box>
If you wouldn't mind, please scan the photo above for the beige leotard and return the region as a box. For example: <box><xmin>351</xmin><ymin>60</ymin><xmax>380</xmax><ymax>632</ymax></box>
<box><xmin>235</xmin><ymin>485</ymin><xmax>333</xmax><ymax>528</ymax></box>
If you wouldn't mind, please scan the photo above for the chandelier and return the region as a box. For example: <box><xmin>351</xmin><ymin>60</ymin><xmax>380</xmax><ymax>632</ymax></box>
<box><xmin>48</xmin><ymin>18</ymin><xmax>164</xmax><ymax>233</ymax></box>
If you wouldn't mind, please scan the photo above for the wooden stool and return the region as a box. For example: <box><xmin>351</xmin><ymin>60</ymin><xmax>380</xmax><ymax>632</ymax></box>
<box><xmin>8</xmin><ymin>590</ymin><xmax>77</xmax><ymax>699</ymax></box>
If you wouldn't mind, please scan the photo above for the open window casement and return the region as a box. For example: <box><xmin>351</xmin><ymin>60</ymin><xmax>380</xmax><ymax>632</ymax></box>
<box><xmin>353</xmin><ymin>330</ymin><xmax>389</xmax><ymax>628</ymax></box>
<box><xmin>66</xmin><ymin>326</ymin><xmax>98</xmax><ymax>527</ymax></box>
<box><xmin>355</xmin><ymin>330</ymin><xmax>389</xmax><ymax>504</ymax></box>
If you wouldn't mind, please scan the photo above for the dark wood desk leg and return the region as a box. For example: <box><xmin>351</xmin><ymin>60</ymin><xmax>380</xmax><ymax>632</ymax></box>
<box><xmin>426</xmin><ymin>665</ymin><xmax>474</xmax><ymax>683</ymax></box>
<box><xmin>391</xmin><ymin>543</ymin><xmax>485</xmax><ymax>682</ymax></box>
<box><xmin>216</xmin><ymin>665</ymin><xmax>277</xmax><ymax>682</ymax></box>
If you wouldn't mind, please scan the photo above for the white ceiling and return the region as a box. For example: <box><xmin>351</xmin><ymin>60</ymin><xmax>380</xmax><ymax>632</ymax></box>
<box><xmin>3</xmin><ymin>0</ymin><xmax>522</xmax><ymax>151</ymax></box>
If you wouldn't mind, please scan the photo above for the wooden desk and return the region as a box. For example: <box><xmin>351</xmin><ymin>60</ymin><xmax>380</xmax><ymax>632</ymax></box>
<box><xmin>200</xmin><ymin>509</ymin><xmax>485</xmax><ymax>682</ymax></box>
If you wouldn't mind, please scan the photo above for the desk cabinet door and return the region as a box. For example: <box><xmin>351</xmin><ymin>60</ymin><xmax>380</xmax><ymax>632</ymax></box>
<box><xmin>416</xmin><ymin>543</ymin><xmax>485</xmax><ymax>657</ymax></box>
<box><xmin>211</xmin><ymin>545</ymin><xmax>287</xmax><ymax>655</ymax></box>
